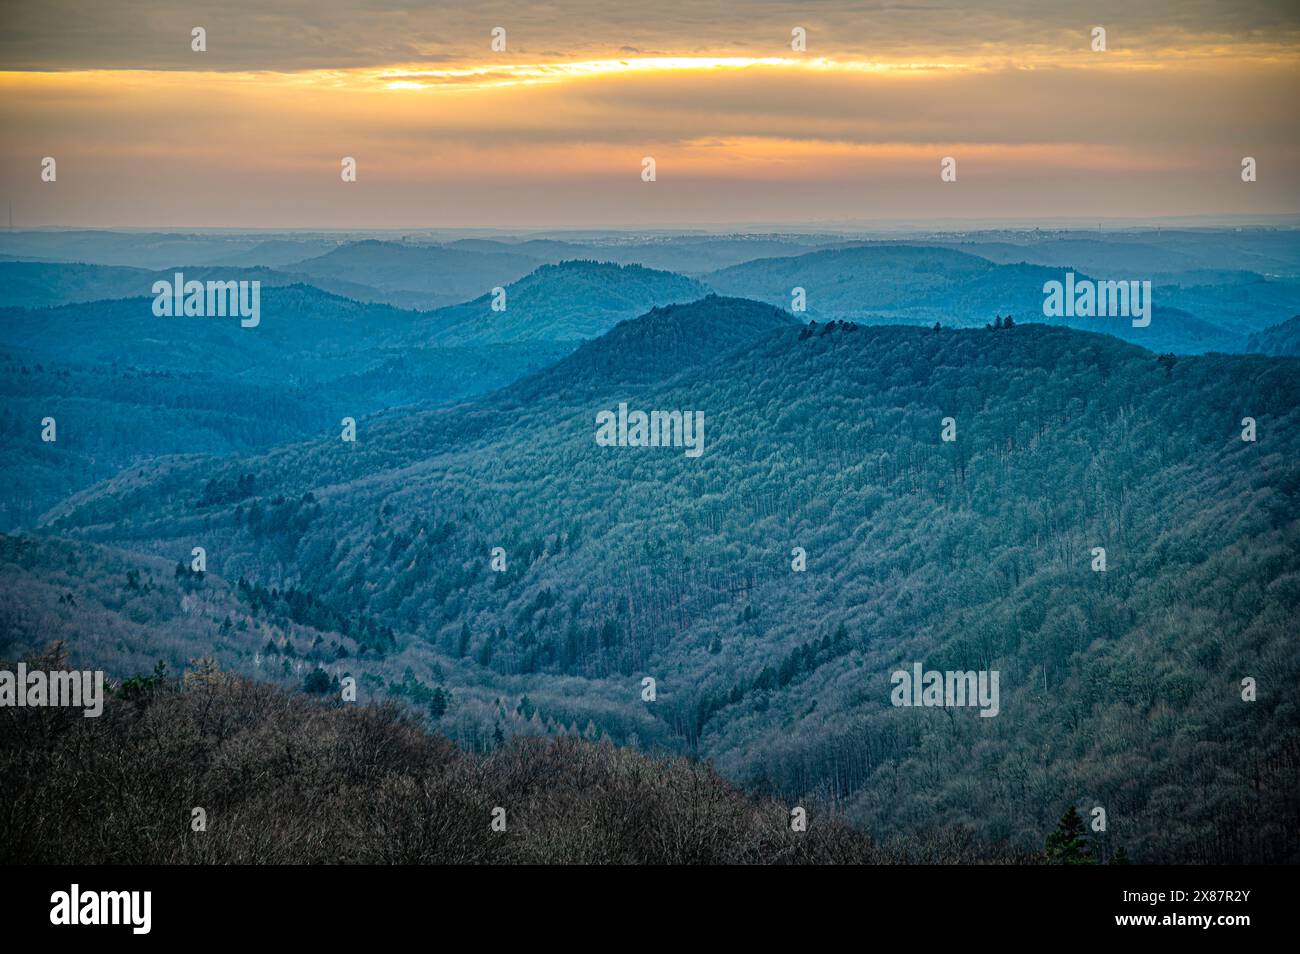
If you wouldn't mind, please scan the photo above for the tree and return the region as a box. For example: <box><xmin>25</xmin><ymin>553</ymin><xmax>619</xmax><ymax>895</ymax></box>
<box><xmin>1045</xmin><ymin>806</ymin><xmax>1096</xmax><ymax>864</ymax></box>
<box><xmin>118</xmin><ymin>661</ymin><xmax>168</xmax><ymax>705</ymax></box>
<box><xmin>184</xmin><ymin>656</ymin><xmax>224</xmax><ymax>690</ymax></box>
<box><xmin>428</xmin><ymin>688</ymin><xmax>449</xmax><ymax>720</ymax></box>
<box><xmin>303</xmin><ymin>668</ymin><xmax>332</xmax><ymax>695</ymax></box>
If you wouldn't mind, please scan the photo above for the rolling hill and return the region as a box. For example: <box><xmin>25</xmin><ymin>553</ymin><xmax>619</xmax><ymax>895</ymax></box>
<box><xmin>0</xmin><ymin>260</ymin><xmax>388</xmax><ymax>310</ymax></box>
<box><xmin>28</xmin><ymin>298</ymin><xmax>1300</xmax><ymax>862</ymax></box>
<box><xmin>286</xmin><ymin>240</ymin><xmax>544</xmax><ymax>310</ymax></box>
<box><xmin>0</xmin><ymin>263</ymin><xmax>726</xmax><ymax>529</ymax></box>
<box><xmin>932</xmin><ymin>229</ymin><xmax>1300</xmax><ymax>280</ymax></box>
<box><xmin>705</xmin><ymin>244</ymin><xmax>1243</xmax><ymax>352</ymax></box>
<box><xmin>444</xmin><ymin>235</ymin><xmax>824</xmax><ymax>275</ymax></box>
<box><xmin>422</xmin><ymin>260</ymin><xmax>710</xmax><ymax>346</ymax></box>
<box><xmin>1</xmin><ymin>639</ymin><xmax>1018</xmax><ymax>864</ymax></box>
<box><xmin>1246</xmin><ymin>315</ymin><xmax>1300</xmax><ymax>356</ymax></box>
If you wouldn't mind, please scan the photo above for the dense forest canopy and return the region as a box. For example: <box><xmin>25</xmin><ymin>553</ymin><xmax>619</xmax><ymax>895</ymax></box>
<box><xmin>3</xmin><ymin>228</ymin><xmax>1299</xmax><ymax>863</ymax></box>
<box><xmin>9</xmin><ymin>297</ymin><xmax>1296</xmax><ymax>862</ymax></box>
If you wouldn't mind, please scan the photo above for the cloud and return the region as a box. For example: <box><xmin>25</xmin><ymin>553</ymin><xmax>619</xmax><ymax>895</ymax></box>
<box><xmin>2</xmin><ymin>0</ymin><xmax>1299</xmax><ymax>70</ymax></box>
<box><xmin>1</xmin><ymin>1</ymin><xmax>1296</xmax><ymax>226</ymax></box>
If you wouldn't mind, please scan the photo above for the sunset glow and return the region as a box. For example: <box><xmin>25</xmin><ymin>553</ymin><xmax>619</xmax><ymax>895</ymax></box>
<box><xmin>1</xmin><ymin>0</ymin><xmax>1297</xmax><ymax>227</ymax></box>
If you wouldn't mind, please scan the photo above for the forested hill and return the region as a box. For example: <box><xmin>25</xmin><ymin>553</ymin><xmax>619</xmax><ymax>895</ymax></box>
<box><xmin>1</xmin><ymin>656</ymin><xmax>1032</xmax><ymax>864</ymax></box>
<box><xmin>0</xmin><ymin>284</ymin><xmax>418</xmax><ymax>380</ymax></box>
<box><xmin>704</xmin><ymin>244</ymin><xmax>1246</xmax><ymax>352</ymax></box>
<box><xmin>504</xmin><ymin>294</ymin><xmax>798</xmax><ymax>397</ymax></box>
<box><xmin>421</xmin><ymin>260</ymin><xmax>708</xmax><ymax>346</ymax></box>
<box><xmin>0</xmin><ymin>263</ymin><xmax>711</xmax><ymax>529</ymax></box>
<box><xmin>0</xmin><ymin>260</ymin><xmax>385</xmax><ymax>310</ymax></box>
<box><xmin>285</xmin><ymin>239</ymin><xmax>544</xmax><ymax>310</ymax></box>
<box><xmin>1247</xmin><ymin>315</ymin><xmax>1300</xmax><ymax>356</ymax></box>
<box><xmin>30</xmin><ymin>310</ymin><xmax>1300</xmax><ymax>862</ymax></box>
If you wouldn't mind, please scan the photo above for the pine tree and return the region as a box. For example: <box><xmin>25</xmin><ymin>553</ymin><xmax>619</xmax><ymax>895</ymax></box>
<box><xmin>1045</xmin><ymin>806</ymin><xmax>1096</xmax><ymax>864</ymax></box>
<box><xmin>428</xmin><ymin>687</ymin><xmax>448</xmax><ymax>719</ymax></box>
<box><xmin>303</xmin><ymin>668</ymin><xmax>332</xmax><ymax>695</ymax></box>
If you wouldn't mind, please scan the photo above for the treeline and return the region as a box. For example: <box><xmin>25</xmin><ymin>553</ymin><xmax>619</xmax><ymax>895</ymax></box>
<box><xmin>0</xmin><ymin>656</ymin><xmax>1034</xmax><ymax>865</ymax></box>
<box><xmin>237</xmin><ymin>575</ymin><xmax>396</xmax><ymax>655</ymax></box>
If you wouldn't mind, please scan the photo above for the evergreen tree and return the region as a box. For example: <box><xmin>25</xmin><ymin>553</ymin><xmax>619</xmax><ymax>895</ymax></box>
<box><xmin>517</xmin><ymin>695</ymin><xmax>536</xmax><ymax>720</ymax></box>
<box><xmin>428</xmin><ymin>688</ymin><xmax>449</xmax><ymax>720</ymax></box>
<box><xmin>1045</xmin><ymin>806</ymin><xmax>1096</xmax><ymax>864</ymax></box>
<box><xmin>303</xmin><ymin>668</ymin><xmax>332</xmax><ymax>695</ymax></box>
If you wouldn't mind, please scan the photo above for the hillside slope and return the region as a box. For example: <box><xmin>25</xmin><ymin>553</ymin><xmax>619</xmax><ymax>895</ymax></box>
<box><xmin>705</xmin><ymin>245</ymin><xmax>1241</xmax><ymax>352</ymax></box>
<box><xmin>1246</xmin><ymin>315</ymin><xmax>1300</xmax><ymax>356</ymax></box>
<box><xmin>288</xmin><ymin>240</ymin><xmax>543</xmax><ymax>309</ymax></box>
<box><xmin>9</xmin><ymin>656</ymin><xmax>994</xmax><ymax>864</ymax></box>
<box><xmin>35</xmin><ymin>304</ymin><xmax>1300</xmax><ymax>862</ymax></box>
<box><xmin>0</xmin><ymin>261</ymin><xmax>386</xmax><ymax>310</ymax></box>
<box><xmin>1</xmin><ymin>264</ymin><xmax>702</xmax><ymax>528</ymax></box>
<box><xmin>423</xmin><ymin>261</ymin><xmax>709</xmax><ymax>346</ymax></box>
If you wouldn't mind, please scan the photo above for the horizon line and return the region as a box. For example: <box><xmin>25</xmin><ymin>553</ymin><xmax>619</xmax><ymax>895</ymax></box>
<box><xmin>6</xmin><ymin>214</ymin><xmax>1300</xmax><ymax>236</ymax></box>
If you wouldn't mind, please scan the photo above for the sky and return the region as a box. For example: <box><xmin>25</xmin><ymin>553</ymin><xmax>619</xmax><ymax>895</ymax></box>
<box><xmin>1</xmin><ymin>0</ymin><xmax>1298</xmax><ymax>228</ymax></box>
